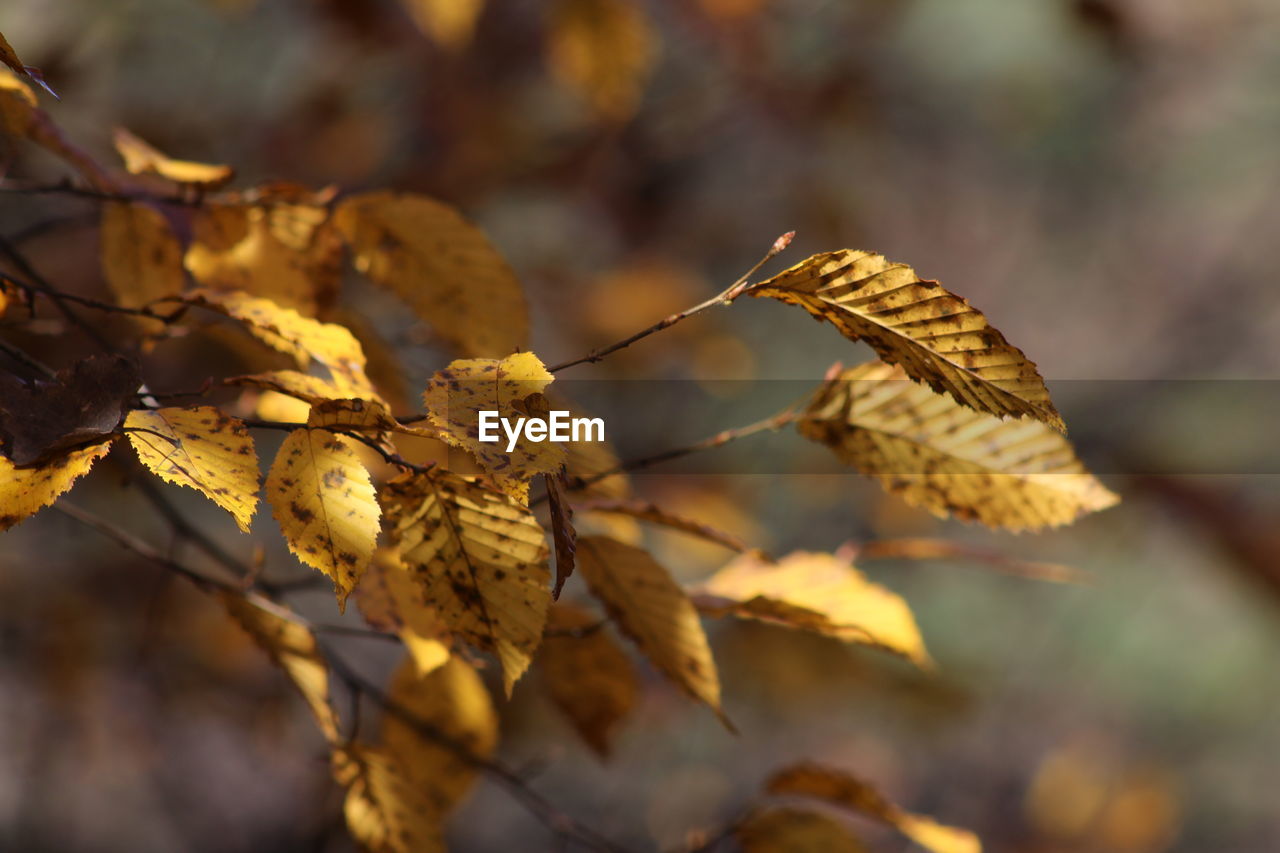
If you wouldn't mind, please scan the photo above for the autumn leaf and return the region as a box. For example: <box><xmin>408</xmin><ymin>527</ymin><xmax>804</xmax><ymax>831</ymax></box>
<box><xmin>220</xmin><ymin>593</ymin><xmax>340</xmax><ymax>742</ymax></box>
<box><xmin>124</xmin><ymin>406</ymin><xmax>260</xmax><ymax>532</ymax></box>
<box><xmin>357</xmin><ymin>548</ymin><xmax>451</xmax><ymax>676</ymax></box>
<box><xmin>227</xmin><ymin>370</ymin><xmax>353</xmax><ymax>407</ymax></box>
<box><xmin>737</xmin><ymin>808</ymin><xmax>869</xmax><ymax>853</ymax></box>
<box><xmin>308</xmin><ymin>397</ymin><xmax>400</xmax><ymax>434</ymax></box>
<box><xmin>266</xmin><ymin>423</ymin><xmax>380</xmax><ymax>610</ymax></box>
<box><xmin>112</xmin><ymin>126</ymin><xmax>234</xmax><ymax>188</ymax></box>
<box><xmin>423</xmin><ymin>352</ymin><xmax>566</xmax><ymax>501</ymax></box>
<box><xmin>766</xmin><ymin>762</ymin><xmax>981</xmax><ymax>853</ymax></box>
<box><xmin>751</xmin><ymin>251</ymin><xmax>1064</xmax><ymax>431</ymax></box>
<box><xmin>0</xmin><ymin>69</ymin><xmax>36</xmax><ymax>136</ymax></box>
<box><xmin>334</xmin><ymin>190</ymin><xmax>528</xmax><ymax>358</ymax></box>
<box><xmin>575</xmin><ymin>499</ymin><xmax>753</xmax><ymax>553</ymax></box>
<box><xmin>381</xmin><ymin>655</ymin><xmax>498</xmax><ymax>813</ymax></box>
<box><xmin>0</xmin><ymin>31</ymin><xmax>55</xmax><ymax>98</ymax></box>
<box><xmin>575</xmin><ymin>536</ymin><xmax>727</xmax><ymax>725</ymax></box>
<box><xmin>545</xmin><ymin>468</ymin><xmax>577</xmax><ymax>598</ymax></box>
<box><xmin>692</xmin><ymin>550</ymin><xmax>930</xmax><ymax>666</ymax></box>
<box><xmin>0</xmin><ymin>439</ymin><xmax>114</xmax><ymax>532</ymax></box>
<box><xmin>540</xmin><ymin>601</ymin><xmax>638</xmax><ymax>757</ymax></box>
<box><xmin>100</xmin><ymin>202</ymin><xmax>185</xmax><ymax>316</ymax></box>
<box><xmin>400</xmin><ymin>0</ymin><xmax>485</xmax><ymax>50</ymax></box>
<box><xmin>547</xmin><ymin>0</ymin><xmax>657</xmax><ymax>122</ymax></box>
<box><xmin>800</xmin><ymin>361</ymin><xmax>1119</xmax><ymax>531</ymax></box>
<box><xmin>380</xmin><ymin>469</ymin><xmax>551</xmax><ymax>694</ymax></box>
<box><xmin>333</xmin><ymin>744</ymin><xmax>445</xmax><ymax>853</ymax></box>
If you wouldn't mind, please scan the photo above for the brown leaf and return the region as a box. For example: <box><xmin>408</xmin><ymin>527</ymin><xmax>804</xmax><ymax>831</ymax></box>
<box><xmin>544</xmin><ymin>467</ymin><xmax>577</xmax><ymax>598</ymax></box>
<box><xmin>540</xmin><ymin>602</ymin><xmax>637</xmax><ymax>757</ymax></box>
<box><xmin>737</xmin><ymin>808</ymin><xmax>869</xmax><ymax>853</ymax></box>
<box><xmin>0</xmin><ymin>355</ymin><xmax>140</xmax><ymax>467</ymax></box>
<box><xmin>0</xmin><ymin>31</ymin><xmax>55</xmax><ymax>98</ymax></box>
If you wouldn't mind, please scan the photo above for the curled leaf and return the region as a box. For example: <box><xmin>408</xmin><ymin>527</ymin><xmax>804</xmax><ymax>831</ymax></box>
<box><xmin>113</xmin><ymin>126</ymin><xmax>234</xmax><ymax>188</ymax></box>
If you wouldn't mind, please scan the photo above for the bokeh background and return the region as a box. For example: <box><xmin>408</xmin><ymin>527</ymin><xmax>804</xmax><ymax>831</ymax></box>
<box><xmin>2</xmin><ymin>1</ymin><xmax>1279</xmax><ymax>851</ymax></box>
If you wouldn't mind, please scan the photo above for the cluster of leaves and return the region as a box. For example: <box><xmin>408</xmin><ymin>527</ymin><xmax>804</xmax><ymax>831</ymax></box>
<box><xmin>0</xmin><ymin>31</ymin><xmax>1118</xmax><ymax>853</ymax></box>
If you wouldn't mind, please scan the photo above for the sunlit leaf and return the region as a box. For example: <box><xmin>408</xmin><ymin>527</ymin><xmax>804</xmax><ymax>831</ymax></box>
<box><xmin>357</xmin><ymin>548</ymin><xmax>452</xmax><ymax>676</ymax></box>
<box><xmin>0</xmin><ymin>439</ymin><xmax>114</xmax><ymax>532</ymax></box>
<box><xmin>333</xmin><ymin>743</ymin><xmax>444</xmax><ymax>853</ymax></box>
<box><xmin>100</xmin><ymin>202</ymin><xmax>185</xmax><ymax>317</ymax></box>
<box><xmin>547</xmin><ymin>0</ymin><xmax>657</xmax><ymax>122</ymax></box>
<box><xmin>113</xmin><ymin>126</ymin><xmax>234</xmax><ymax>188</ymax></box>
<box><xmin>400</xmin><ymin>0</ymin><xmax>485</xmax><ymax>49</ymax></box>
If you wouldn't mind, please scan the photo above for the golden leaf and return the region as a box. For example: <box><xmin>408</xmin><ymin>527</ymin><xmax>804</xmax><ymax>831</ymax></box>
<box><xmin>185</xmin><ymin>202</ymin><xmax>342</xmax><ymax>316</ymax></box>
<box><xmin>227</xmin><ymin>370</ymin><xmax>352</xmax><ymax>406</ymax></box>
<box><xmin>767</xmin><ymin>762</ymin><xmax>981</xmax><ymax>853</ymax></box>
<box><xmin>266</xmin><ymin>427</ymin><xmax>380</xmax><ymax>610</ymax></box>
<box><xmin>800</xmin><ymin>362</ymin><xmax>1119</xmax><ymax>531</ymax></box>
<box><xmin>0</xmin><ymin>69</ymin><xmax>36</xmax><ymax>136</ymax></box>
<box><xmin>220</xmin><ymin>593</ymin><xmax>340</xmax><ymax>742</ymax></box>
<box><xmin>334</xmin><ymin>190</ymin><xmax>527</xmax><ymax>357</ymax></box>
<box><xmin>547</xmin><ymin>0</ymin><xmax>657</xmax><ymax>122</ymax></box>
<box><xmin>751</xmin><ymin>251</ymin><xmax>1064</xmax><ymax>431</ymax></box>
<box><xmin>575</xmin><ymin>536</ymin><xmax>726</xmax><ymax>724</ymax></box>
<box><xmin>381</xmin><ymin>655</ymin><xmax>498</xmax><ymax>814</ymax></box>
<box><xmin>112</xmin><ymin>126</ymin><xmax>235</xmax><ymax>188</ymax></box>
<box><xmin>693</xmin><ymin>550</ymin><xmax>930</xmax><ymax>666</ymax></box>
<box><xmin>0</xmin><ymin>439</ymin><xmax>113</xmax><ymax>533</ymax></box>
<box><xmin>423</xmin><ymin>352</ymin><xmax>566</xmax><ymax>501</ymax></box>
<box><xmin>333</xmin><ymin>743</ymin><xmax>445</xmax><ymax>853</ymax></box>
<box><xmin>576</xmin><ymin>499</ymin><xmax>753</xmax><ymax>553</ymax></box>
<box><xmin>738</xmin><ymin>808</ymin><xmax>868</xmax><ymax>853</ymax></box>
<box><xmin>309</xmin><ymin>397</ymin><xmax>400</xmax><ymax>433</ymax></box>
<box><xmin>400</xmin><ymin>0</ymin><xmax>485</xmax><ymax>49</ymax></box>
<box><xmin>540</xmin><ymin>601</ymin><xmax>637</xmax><ymax>757</ymax></box>
<box><xmin>100</xmin><ymin>202</ymin><xmax>186</xmax><ymax>316</ymax></box>
<box><xmin>124</xmin><ymin>406</ymin><xmax>260</xmax><ymax>532</ymax></box>
<box><xmin>381</xmin><ymin>469</ymin><xmax>551</xmax><ymax>694</ymax></box>
<box><xmin>357</xmin><ymin>548</ymin><xmax>451</xmax><ymax>676</ymax></box>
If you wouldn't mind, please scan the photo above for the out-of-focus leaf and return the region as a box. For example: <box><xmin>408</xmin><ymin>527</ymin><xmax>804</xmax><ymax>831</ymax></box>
<box><xmin>381</xmin><ymin>469</ymin><xmax>551</xmax><ymax>694</ymax></box>
<box><xmin>400</xmin><ymin>0</ymin><xmax>485</xmax><ymax>49</ymax></box>
<box><xmin>737</xmin><ymin>808</ymin><xmax>868</xmax><ymax>853</ymax></box>
<box><xmin>693</xmin><ymin>550</ymin><xmax>930</xmax><ymax>666</ymax></box>
<box><xmin>0</xmin><ymin>32</ymin><xmax>55</xmax><ymax>98</ymax></box>
<box><xmin>751</xmin><ymin>251</ymin><xmax>1064</xmax><ymax>431</ymax></box>
<box><xmin>575</xmin><ymin>499</ymin><xmax>753</xmax><ymax>553</ymax></box>
<box><xmin>333</xmin><ymin>743</ymin><xmax>444</xmax><ymax>853</ymax></box>
<box><xmin>767</xmin><ymin>762</ymin><xmax>981</xmax><ymax>853</ymax></box>
<box><xmin>112</xmin><ymin>127</ymin><xmax>234</xmax><ymax>188</ymax></box>
<box><xmin>357</xmin><ymin>548</ymin><xmax>451</xmax><ymax>676</ymax></box>
<box><xmin>547</xmin><ymin>0</ymin><xmax>656</xmax><ymax>122</ymax></box>
<box><xmin>334</xmin><ymin>190</ymin><xmax>528</xmax><ymax>357</ymax></box>
<box><xmin>0</xmin><ymin>439</ymin><xmax>114</xmax><ymax>532</ymax></box>
<box><xmin>100</xmin><ymin>202</ymin><xmax>185</xmax><ymax>316</ymax></box>
<box><xmin>576</xmin><ymin>536</ymin><xmax>728</xmax><ymax>726</ymax></box>
<box><xmin>0</xmin><ymin>69</ymin><xmax>36</xmax><ymax>136</ymax></box>
<box><xmin>124</xmin><ymin>406</ymin><xmax>259</xmax><ymax>532</ymax></box>
<box><xmin>540</xmin><ymin>601</ymin><xmax>637</xmax><ymax>757</ymax></box>
<box><xmin>800</xmin><ymin>361</ymin><xmax>1118</xmax><ymax>531</ymax></box>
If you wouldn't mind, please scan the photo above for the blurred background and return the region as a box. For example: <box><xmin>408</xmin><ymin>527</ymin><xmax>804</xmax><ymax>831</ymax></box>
<box><xmin>2</xmin><ymin>0</ymin><xmax>1279</xmax><ymax>850</ymax></box>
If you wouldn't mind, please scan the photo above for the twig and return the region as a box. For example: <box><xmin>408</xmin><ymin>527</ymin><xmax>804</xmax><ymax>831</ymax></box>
<box><xmin>0</xmin><ymin>235</ymin><xmax>118</xmax><ymax>352</ymax></box>
<box><xmin>547</xmin><ymin>231</ymin><xmax>794</xmax><ymax>372</ymax></box>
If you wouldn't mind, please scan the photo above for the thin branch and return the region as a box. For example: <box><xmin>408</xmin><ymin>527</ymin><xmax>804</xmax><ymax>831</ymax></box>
<box><xmin>0</xmin><ymin>235</ymin><xmax>117</xmax><ymax>351</ymax></box>
<box><xmin>547</xmin><ymin>231</ymin><xmax>794</xmax><ymax>372</ymax></box>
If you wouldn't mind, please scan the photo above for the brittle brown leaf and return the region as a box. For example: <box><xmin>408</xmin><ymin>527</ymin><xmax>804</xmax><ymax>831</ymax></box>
<box><xmin>544</xmin><ymin>467</ymin><xmax>577</xmax><ymax>598</ymax></box>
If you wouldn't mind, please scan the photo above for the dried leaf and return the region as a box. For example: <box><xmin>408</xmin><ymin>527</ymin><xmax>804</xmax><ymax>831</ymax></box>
<box><xmin>575</xmin><ymin>536</ymin><xmax>727</xmax><ymax>725</ymax></box>
<box><xmin>309</xmin><ymin>397</ymin><xmax>400</xmax><ymax>433</ymax></box>
<box><xmin>124</xmin><ymin>406</ymin><xmax>260</xmax><ymax>532</ymax></box>
<box><xmin>220</xmin><ymin>593</ymin><xmax>340</xmax><ymax>742</ymax></box>
<box><xmin>333</xmin><ymin>743</ymin><xmax>445</xmax><ymax>853</ymax></box>
<box><xmin>266</xmin><ymin>427</ymin><xmax>379</xmax><ymax>611</ymax></box>
<box><xmin>400</xmin><ymin>0</ymin><xmax>485</xmax><ymax>49</ymax></box>
<box><xmin>0</xmin><ymin>439</ymin><xmax>114</xmax><ymax>532</ymax></box>
<box><xmin>800</xmin><ymin>362</ymin><xmax>1118</xmax><ymax>531</ymax></box>
<box><xmin>545</xmin><ymin>468</ymin><xmax>577</xmax><ymax>598</ymax></box>
<box><xmin>0</xmin><ymin>69</ymin><xmax>36</xmax><ymax>136</ymax></box>
<box><xmin>751</xmin><ymin>251</ymin><xmax>1064</xmax><ymax>431</ymax></box>
<box><xmin>540</xmin><ymin>602</ymin><xmax>637</xmax><ymax>757</ymax></box>
<box><xmin>112</xmin><ymin>127</ymin><xmax>234</xmax><ymax>188</ymax></box>
<box><xmin>738</xmin><ymin>808</ymin><xmax>868</xmax><ymax>853</ymax></box>
<box><xmin>767</xmin><ymin>762</ymin><xmax>981</xmax><ymax>853</ymax></box>
<box><xmin>547</xmin><ymin>0</ymin><xmax>656</xmax><ymax>122</ymax></box>
<box><xmin>381</xmin><ymin>655</ymin><xmax>498</xmax><ymax>813</ymax></box>
<box><xmin>0</xmin><ymin>32</ymin><xmax>55</xmax><ymax>98</ymax></box>
<box><xmin>575</xmin><ymin>499</ymin><xmax>753</xmax><ymax>553</ymax></box>
<box><xmin>357</xmin><ymin>548</ymin><xmax>451</xmax><ymax>676</ymax></box>
<box><xmin>381</xmin><ymin>469</ymin><xmax>551</xmax><ymax>694</ymax></box>
<box><xmin>423</xmin><ymin>352</ymin><xmax>565</xmax><ymax>501</ymax></box>
<box><xmin>693</xmin><ymin>550</ymin><xmax>930</xmax><ymax>666</ymax></box>
<box><xmin>335</xmin><ymin>190</ymin><xmax>527</xmax><ymax>357</ymax></box>
<box><xmin>100</xmin><ymin>202</ymin><xmax>185</xmax><ymax>313</ymax></box>
<box><xmin>0</xmin><ymin>354</ymin><xmax>140</xmax><ymax>467</ymax></box>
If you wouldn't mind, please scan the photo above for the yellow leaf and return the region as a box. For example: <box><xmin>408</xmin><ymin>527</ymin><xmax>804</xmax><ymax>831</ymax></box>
<box><xmin>751</xmin><ymin>251</ymin><xmax>1064</xmax><ymax>431</ymax></box>
<box><xmin>266</xmin><ymin>428</ymin><xmax>380</xmax><ymax>611</ymax></box>
<box><xmin>423</xmin><ymin>352</ymin><xmax>565</xmax><ymax>501</ymax></box>
<box><xmin>334</xmin><ymin>190</ymin><xmax>528</xmax><ymax>357</ymax></box>
<box><xmin>767</xmin><ymin>762</ymin><xmax>981</xmax><ymax>853</ymax></box>
<box><xmin>693</xmin><ymin>550</ymin><xmax>930</xmax><ymax>667</ymax></box>
<box><xmin>100</xmin><ymin>202</ymin><xmax>185</xmax><ymax>318</ymax></box>
<box><xmin>0</xmin><ymin>439</ymin><xmax>113</xmax><ymax>533</ymax></box>
<box><xmin>381</xmin><ymin>655</ymin><xmax>497</xmax><ymax>813</ymax></box>
<box><xmin>124</xmin><ymin>406</ymin><xmax>260</xmax><ymax>532</ymax></box>
<box><xmin>220</xmin><ymin>593</ymin><xmax>340</xmax><ymax>742</ymax></box>
<box><xmin>540</xmin><ymin>602</ymin><xmax>637</xmax><ymax>757</ymax></box>
<box><xmin>227</xmin><ymin>369</ymin><xmax>352</xmax><ymax>406</ymax></box>
<box><xmin>577</xmin><ymin>499</ymin><xmax>753</xmax><ymax>553</ymax></box>
<box><xmin>738</xmin><ymin>808</ymin><xmax>868</xmax><ymax>853</ymax></box>
<box><xmin>112</xmin><ymin>126</ymin><xmax>235</xmax><ymax>188</ymax></box>
<box><xmin>547</xmin><ymin>0</ymin><xmax>657</xmax><ymax>122</ymax></box>
<box><xmin>575</xmin><ymin>536</ymin><xmax>726</xmax><ymax>724</ymax></box>
<box><xmin>185</xmin><ymin>288</ymin><xmax>374</xmax><ymax>396</ymax></box>
<box><xmin>0</xmin><ymin>68</ymin><xmax>36</xmax><ymax>136</ymax></box>
<box><xmin>380</xmin><ymin>469</ymin><xmax>551</xmax><ymax>694</ymax></box>
<box><xmin>800</xmin><ymin>361</ymin><xmax>1119</xmax><ymax>531</ymax></box>
<box><xmin>333</xmin><ymin>743</ymin><xmax>445</xmax><ymax>853</ymax></box>
<box><xmin>185</xmin><ymin>201</ymin><xmax>342</xmax><ymax>316</ymax></box>
<box><xmin>309</xmin><ymin>397</ymin><xmax>400</xmax><ymax>434</ymax></box>
<box><xmin>400</xmin><ymin>0</ymin><xmax>485</xmax><ymax>49</ymax></box>
<box><xmin>357</xmin><ymin>548</ymin><xmax>452</xmax><ymax>676</ymax></box>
